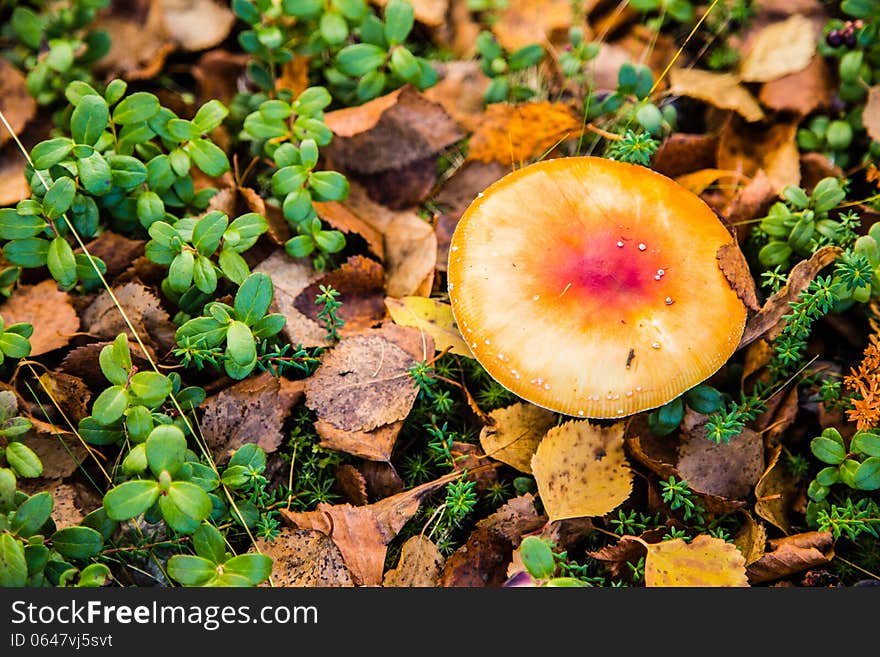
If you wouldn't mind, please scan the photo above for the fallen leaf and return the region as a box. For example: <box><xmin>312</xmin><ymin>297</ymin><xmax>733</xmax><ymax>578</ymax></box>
<box><xmin>358</xmin><ymin>461</ymin><xmax>405</xmax><ymax>499</ymax></box>
<box><xmin>643</xmin><ymin>534</ymin><xmax>749</xmax><ymax>587</ymax></box>
<box><xmin>254</xmin><ymin>251</ymin><xmax>329</xmax><ymax>348</ymax></box>
<box><xmin>717</xmin><ymin>241</ymin><xmax>761</xmax><ymax>312</ymax></box>
<box><xmin>334</xmin><ymin>464</ymin><xmax>368</xmax><ymax>506</ymax></box>
<box><xmin>383</xmin><ymin>535</ymin><xmax>445</xmax><ymax>587</ymax></box>
<box><xmin>371</xmin><ymin>0</ymin><xmax>448</xmax><ymax>27</ymax></box>
<box><xmin>530</xmin><ymin>420</ymin><xmax>632</xmax><ymax>521</ymax></box>
<box><xmin>746</xmin><ymin>531</ymin><xmax>834</xmax><ymax>585</ymax></box>
<box><xmin>492</xmin><ymin>0</ymin><xmax>572</xmax><ymax>51</ymax></box>
<box><xmin>80</xmin><ymin>283</ymin><xmax>174</xmax><ymax>353</ymax></box>
<box><xmin>0</xmin><ymin>58</ymin><xmax>37</xmax><ymax>149</ymax></box>
<box><xmin>739</xmin><ymin>14</ymin><xmax>817</xmax><ymax>83</ymax></box>
<box><xmin>467</xmin><ymin>101</ymin><xmax>585</xmax><ymax>165</ymax></box>
<box><xmin>675</xmin><ymin>168</ymin><xmax>743</xmax><ymax>196</ymax></box>
<box><xmin>385</xmin><ymin>296</ymin><xmax>471</xmax><ymax>357</ymax></box>
<box><xmin>93</xmin><ymin>0</ymin><xmax>175</xmax><ymax>80</ymax></box>
<box><xmin>159</xmin><ymin>0</ymin><xmax>235</xmax><ymax>52</ymax></box>
<box><xmin>79</xmin><ymin>232</ymin><xmax>146</xmax><ymax>281</ymax></box>
<box><xmin>721</xmin><ymin>169</ymin><xmax>777</xmax><ymax>236</ymax></box>
<box><xmin>58</xmin><ymin>341</ymin><xmax>152</xmax><ymax>389</ymax></box>
<box><xmin>199</xmin><ymin>372</ymin><xmax>304</xmax><ymax>462</ymax></box>
<box><xmin>47</xmin><ymin>483</ymin><xmax>87</xmax><ymax>530</ymax></box>
<box><xmin>759</xmin><ymin>55</ymin><xmax>832</xmax><ymax>117</ymax></box>
<box><xmin>422</xmin><ymin>61</ymin><xmax>491</xmax><ymax>133</ymax></box>
<box><xmin>0</xmin><ymin>143</ymin><xmax>30</xmax><ymax>206</ymax></box>
<box><xmin>676</xmin><ymin>427</ymin><xmax>764</xmax><ymax>500</ymax></box>
<box><xmin>717</xmin><ymin>117</ymin><xmax>800</xmax><ymax>193</ymax></box>
<box><xmin>755</xmin><ymin>385</ymin><xmax>800</xmax><ymax>446</ymax></box>
<box><xmin>478</xmin><ymin>402</ymin><xmax>556</xmax><ymax>473</ymax></box>
<box><xmin>864</xmin><ymin>86</ymin><xmax>880</xmax><ymax>144</ymax></box>
<box><xmin>652</xmin><ymin>133</ymin><xmax>719</xmax><ymax>180</ymax></box>
<box><xmin>276</xmin><ymin>55</ymin><xmax>311</xmax><ymax>97</ymax></box>
<box><xmin>0</xmin><ymin>280</ymin><xmax>79</xmax><ymax>356</ymax></box>
<box><xmin>315</xmin><ymin>419</ymin><xmax>403</xmax><ymax>462</ymax></box>
<box><xmin>37</xmin><ymin>372</ymin><xmax>92</xmax><ymax>424</ymax></box>
<box><xmin>193</xmin><ymin>49</ymin><xmax>250</xmax><ymax>106</ymax></box>
<box><xmin>669</xmin><ymin>68</ymin><xmax>765</xmax><ymax>123</ymax></box>
<box><xmin>478</xmin><ymin>493</ymin><xmax>546</xmax><ymax>543</ymax></box>
<box><xmin>436</xmin><ymin>0</ymin><xmax>481</xmax><ymax>58</ymax></box>
<box><xmin>734</xmin><ymin>512</ymin><xmax>768</xmax><ymax>566</ymax></box>
<box><xmin>800</xmin><ymin>153</ymin><xmax>844</xmax><ymax>192</ymax></box>
<box><xmin>587</xmin><ymin>534</ymin><xmax>652</xmax><ymax>579</ymax></box>
<box><xmin>22</xmin><ymin>424</ymin><xmax>88</xmax><ymax>480</ymax></box>
<box><xmin>451</xmin><ymin>441</ymin><xmax>497</xmax><ymax>490</ymax></box>
<box><xmin>253</xmin><ymin>528</ymin><xmax>354</xmax><ymax>587</ymax></box>
<box><xmin>294</xmin><ymin>255</ymin><xmax>386</xmax><ymax>336</ymax></box>
<box><xmin>754</xmin><ymin>444</ymin><xmax>798</xmax><ymax>534</ymax></box>
<box><xmin>739</xmin><ymin>245</ymin><xmax>842</xmax><ymax>349</ymax></box>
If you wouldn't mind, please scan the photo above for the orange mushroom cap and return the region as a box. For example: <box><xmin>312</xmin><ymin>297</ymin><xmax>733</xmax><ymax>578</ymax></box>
<box><xmin>447</xmin><ymin>156</ymin><xmax>747</xmax><ymax>419</ymax></box>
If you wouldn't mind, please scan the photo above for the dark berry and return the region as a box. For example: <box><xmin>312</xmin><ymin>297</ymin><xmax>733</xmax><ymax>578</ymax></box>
<box><xmin>826</xmin><ymin>30</ymin><xmax>843</xmax><ymax>47</ymax></box>
<box><xmin>846</xmin><ymin>31</ymin><xmax>857</xmax><ymax>47</ymax></box>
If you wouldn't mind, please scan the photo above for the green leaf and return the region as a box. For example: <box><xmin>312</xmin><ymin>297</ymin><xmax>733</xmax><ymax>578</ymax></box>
<box><xmin>508</xmin><ymin>44</ymin><xmax>544</xmax><ymax>71</ymax></box>
<box><xmin>112</xmin><ymin>92</ymin><xmax>161</xmax><ymax>124</ymax></box>
<box><xmin>221</xmin><ymin>464</ymin><xmax>252</xmax><ymax>488</ymax></box>
<box><xmin>50</xmin><ymin>527</ymin><xmax>103</xmax><ymax>560</ymax></box>
<box><xmin>309</xmin><ymin>170</ymin><xmax>349</xmax><ymax>201</ymax></box>
<box><xmin>226</xmin><ymin>321</ymin><xmax>257</xmax><ymax>366</ymax></box>
<box><xmin>234</xmin><ymin>272</ymin><xmax>274</xmax><ymax>325</ymax></box>
<box><xmin>103</xmin><ymin>480</ymin><xmax>160</xmax><ymax>520</ymax></box>
<box><xmin>283</xmin><ymin>0</ymin><xmax>323</xmax><ymax>17</ymax></box>
<box><xmin>108</xmin><ymin>155</ymin><xmax>148</xmax><ymax>190</ymax></box>
<box><xmin>11</xmin><ymin>7</ymin><xmax>43</xmax><ymax>49</ymax></box>
<box><xmin>78</xmin><ymin>416</ymin><xmax>124</xmax><ymax>446</ymax></box>
<box><xmin>293</xmin><ymin>87</ymin><xmax>332</xmax><ymax>115</ymax></box>
<box><xmin>193</xmin><ymin>100</ymin><xmax>229</xmax><ymax>134</ymax></box>
<box><xmin>0</xmin><ymin>209</ymin><xmax>46</xmax><ymax>240</ymax></box>
<box><xmin>242</xmin><ymin>112</ymin><xmax>288</xmax><ymax>139</ymax></box>
<box><xmin>76</xmin><ymin>563</ymin><xmax>112</xmax><ymax>587</ymax></box>
<box><xmin>390</xmin><ymin>46</ymin><xmax>420</xmax><ymax>82</ymax></box>
<box><xmin>226</xmin><ymin>213</ymin><xmax>267</xmax><ymax>252</ymax></box>
<box><xmin>519</xmin><ymin>536</ymin><xmax>555</xmax><ymax>579</ymax></box>
<box><xmin>43</xmin><ymin>177</ymin><xmax>76</xmax><ymax>220</ymax></box>
<box><xmin>285</xmin><ymin>234</ymin><xmax>314</xmax><ymax>258</ymax></box>
<box><xmin>122</xmin><ymin>442</ymin><xmax>148</xmax><ymax>475</ymax></box>
<box><xmin>314</xmin><ymin>230</ymin><xmax>346</xmax><ymax>254</ymax></box>
<box><xmin>811</xmin><ymin>436</ymin><xmax>847</xmax><ymax>465</ymax></box>
<box><xmin>31</xmin><ymin>138</ymin><xmax>74</xmax><ymax>170</ymax></box>
<box><xmin>146</xmin><ymin>424</ymin><xmax>187</xmax><ymax>478</ymax></box>
<box><xmin>187</xmin><ymin>139</ymin><xmax>230</xmax><ymax>177</ymax></box>
<box><xmin>193</xmin><ymin>255</ymin><xmax>218</xmax><ymax>294</ymax></box>
<box><xmin>76</xmin><ymin>151</ymin><xmax>113</xmax><ymax>195</ymax></box>
<box><xmin>336</xmin><ymin>43</ymin><xmax>387</xmax><ymax>76</ymax></box>
<box><xmin>129</xmin><ymin>371</ymin><xmax>172</xmax><ymax>408</ymax></box>
<box><xmin>224</xmin><ymin>554</ymin><xmax>273</xmax><ymax>585</ymax></box>
<box><xmin>11</xmin><ymin>491</ymin><xmax>54</xmax><ymax>537</ymax></box>
<box><xmin>91</xmin><ymin>385</ymin><xmax>130</xmax><ymax>425</ymax></box>
<box><xmin>273</xmin><ymin>166</ymin><xmax>309</xmax><ymax>197</ymax></box>
<box><xmin>684</xmin><ymin>385</ymin><xmax>723</xmax><ymax>414</ymax></box>
<box><xmin>854</xmin><ymin>457</ymin><xmax>880</xmax><ymax>490</ymax></box>
<box><xmin>251</xmin><ymin>313</ymin><xmax>286</xmax><ymax>339</ymax></box>
<box><xmin>218</xmin><ymin>249</ymin><xmax>250</xmax><ymax>285</ymax></box>
<box><xmin>283</xmin><ymin>188</ymin><xmax>314</xmax><ymax>223</ymax></box>
<box><xmin>229</xmin><ymin>443</ymin><xmax>267</xmax><ymax>472</ymax></box>
<box><xmin>811</xmin><ymin>178</ymin><xmax>846</xmax><ymax>214</ymax></box>
<box><xmin>0</xmin><ymin>416</ymin><xmax>32</xmax><ymax>438</ymax></box>
<box><xmin>193</xmin><ymin>211</ymin><xmax>229</xmax><ymax>256</ymax></box>
<box><xmin>5</xmin><ymin>442</ymin><xmax>42</xmax><ymax>478</ymax></box>
<box><xmin>125</xmin><ymin>405</ymin><xmax>154</xmax><ymax>443</ymax></box>
<box><xmin>99</xmin><ymin>336</ymin><xmax>131</xmax><ymax>386</ymax></box>
<box><xmin>167</xmin><ymin>555</ymin><xmax>216</xmax><ymax>586</ymax></box>
<box><xmin>0</xmin><ymin>468</ymin><xmax>16</xmax><ymax>512</ymax></box>
<box><xmin>137</xmin><ymin>191</ymin><xmax>165</xmax><ymax>228</ymax></box>
<box><xmin>47</xmin><ymin>237</ymin><xmax>77</xmax><ymax>289</ymax></box>
<box><xmin>3</xmin><ymin>238</ymin><xmax>49</xmax><ymax>267</ymax></box>
<box><xmin>851</xmin><ymin>431</ymin><xmax>880</xmax><ymax>457</ymax></box>
<box><xmin>168</xmin><ymin>250</ymin><xmax>195</xmax><ymax>292</ymax></box>
<box><xmin>175</xmin><ymin>316</ymin><xmax>228</xmax><ymax>349</ymax></box>
<box><xmin>70</xmin><ymin>95</ymin><xmax>110</xmax><ymax>147</ymax></box>
<box><xmin>320</xmin><ymin>11</ymin><xmax>349</xmax><ymax>45</ymax></box>
<box><xmin>357</xmin><ymin>70</ymin><xmax>386</xmax><ymax>101</ymax></box>
<box><xmin>0</xmin><ymin>332</ymin><xmax>32</xmax><ymax>360</ymax></box>
<box><xmin>166</xmin><ymin>481</ymin><xmax>212</xmax><ymax>524</ymax></box>
<box><xmin>24</xmin><ymin>543</ymin><xmax>49</xmax><ymax>578</ymax></box>
<box><xmin>46</xmin><ymin>40</ymin><xmax>74</xmax><ymax>72</ymax></box>
<box><xmin>782</xmin><ymin>185</ymin><xmax>810</xmax><ymax>209</ymax></box>
<box><xmin>0</xmin><ymin>534</ymin><xmax>27</xmax><ymax>587</ymax></box>
<box><xmin>192</xmin><ymin>523</ymin><xmax>227</xmax><ymax>564</ymax></box>
<box><xmin>384</xmin><ymin>0</ymin><xmax>414</xmax><ymax>45</ymax></box>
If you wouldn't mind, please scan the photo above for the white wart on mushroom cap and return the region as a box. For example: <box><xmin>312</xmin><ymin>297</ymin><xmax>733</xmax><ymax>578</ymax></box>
<box><xmin>447</xmin><ymin>156</ymin><xmax>747</xmax><ymax>419</ymax></box>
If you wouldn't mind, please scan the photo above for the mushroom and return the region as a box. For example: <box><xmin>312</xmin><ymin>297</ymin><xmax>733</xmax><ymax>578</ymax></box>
<box><xmin>447</xmin><ymin>156</ymin><xmax>747</xmax><ymax>419</ymax></box>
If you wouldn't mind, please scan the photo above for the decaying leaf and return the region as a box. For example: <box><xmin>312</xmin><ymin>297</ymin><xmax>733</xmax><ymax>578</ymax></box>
<box><xmin>717</xmin><ymin>118</ymin><xmax>800</xmax><ymax>193</ymax></box>
<box><xmin>93</xmin><ymin>0</ymin><xmax>175</xmax><ymax>80</ymax></box>
<box><xmin>80</xmin><ymin>282</ymin><xmax>174</xmax><ymax>353</ymax></box>
<box><xmin>754</xmin><ymin>444</ymin><xmax>798</xmax><ymax>534</ymax></box>
<box><xmin>315</xmin><ymin>419</ymin><xmax>404</xmax><ymax>462</ymax></box>
<box><xmin>864</xmin><ymin>86</ymin><xmax>880</xmax><ymax>145</ymax></box>
<box><xmin>746</xmin><ymin>531</ymin><xmax>834</xmax><ymax>585</ymax></box>
<box><xmin>492</xmin><ymin>0</ymin><xmax>572</xmax><ymax>51</ymax></box>
<box><xmin>721</xmin><ymin>169</ymin><xmax>778</xmax><ymax>231</ymax></box>
<box><xmin>37</xmin><ymin>372</ymin><xmax>91</xmax><ymax>424</ymax></box>
<box><xmin>643</xmin><ymin>534</ymin><xmax>750</xmax><ymax>587</ymax></box>
<box><xmin>193</xmin><ymin>49</ymin><xmax>250</xmax><ymax>106</ymax></box>
<box><xmin>159</xmin><ymin>0</ymin><xmax>235</xmax><ymax>52</ymax></box>
<box><xmin>79</xmin><ymin>232</ymin><xmax>146</xmax><ymax>280</ymax></box>
<box><xmin>467</xmin><ymin>101</ymin><xmax>585</xmax><ymax>165</ymax></box>
<box><xmin>372</xmin><ymin>0</ymin><xmax>448</xmax><ymax>27</ymax></box>
<box><xmin>478</xmin><ymin>402</ymin><xmax>556</xmax><ymax>473</ymax></box>
<box><xmin>0</xmin><ymin>143</ymin><xmax>30</xmax><ymax>206</ymax></box>
<box><xmin>0</xmin><ymin>58</ymin><xmax>37</xmax><ymax>149</ymax></box>
<box><xmin>383</xmin><ymin>535</ymin><xmax>445</xmax><ymax>587</ymax></box>
<box><xmin>652</xmin><ymin>133</ymin><xmax>719</xmax><ymax>180</ymax></box>
<box><xmin>739</xmin><ymin>245</ymin><xmax>842</xmax><ymax>349</ymax></box>
<box><xmin>253</xmin><ymin>528</ymin><xmax>354</xmax><ymax>587</ymax></box>
<box><xmin>717</xmin><ymin>242</ymin><xmax>761</xmax><ymax>312</ymax></box>
<box><xmin>675</xmin><ymin>168</ymin><xmax>743</xmax><ymax>197</ymax></box>
<box><xmin>733</xmin><ymin>513</ymin><xmax>768</xmax><ymax>567</ymax></box>
<box><xmin>530</xmin><ymin>420</ymin><xmax>632</xmax><ymax>521</ymax></box>
<box><xmin>759</xmin><ymin>55</ymin><xmax>832</xmax><ymax>117</ymax></box>
<box><xmin>22</xmin><ymin>422</ymin><xmax>88</xmax><ymax>480</ymax></box>
<box><xmin>739</xmin><ymin>14</ymin><xmax>817</xmax><ymax>83</ymax></box>
<box><xmin>668</xmin><ymin>68</ymin><xmax>765</xmax><ymax>123</ymax></box>
<box><xmin>422</xmin><ymin>61</ymin><xmax>492</xmax><ymax>133</ymax></box>
<box><xmin>334</xmin><ymin>464</ymin><xmax>369</xmax><ymax>506</ymax></box>
<box><xmin>199</xmin><ymin>372</ymin><xmax>304</xmax><ymax>462</ymax></box>
<box><xmin>676</xmin><ymin>427</ymin><xmax>764</xmax><ymax>500</ymax></box>
<box><xmin>0</xmin><ymin>280</ymin><xmax>79</xmax><ymax>356</ymax></box>
<box><xmin>385</xmin><ymin>296</ymin><xmax>471</xmax><ymax>357</ymax></box>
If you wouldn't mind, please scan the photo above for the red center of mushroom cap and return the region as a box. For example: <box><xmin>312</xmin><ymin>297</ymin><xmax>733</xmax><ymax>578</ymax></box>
<box><xmin>539</xmin><ymin>229</ymin><xmax>669</xmax><ymax>320</ymax></box>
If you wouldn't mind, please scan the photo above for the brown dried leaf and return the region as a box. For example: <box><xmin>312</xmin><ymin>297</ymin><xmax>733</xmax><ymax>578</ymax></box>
<box><xmin>477</xmin><ymin>493</ymin><xmax>545</xmax><ymax>543</ymax></box>
<box><xmin>676</xmin><ymin>427</ymin><xmax>764</xmax><ymax>500</ymax></box>
<box><xmin>652</xmin><ymin>133</ymin><xmax>719</xmax><ymax>180</ymax></box>
<box><xmin>159</xmin><ymin>0</ymin><xmax>235</xmax><ymax>51</ymax></box>
<box><xmin>315</xmin><ymin>418</ymin><xmax>403</xmax><ymax>462</ymax></box>
<box><xmin>385</xmin><ymin>296</ymin><xmax>471</xmax><ymax>357</ymax></box>
<box><xmin>492</xmin><ymin>0</ymin><xmax>572</xmax><ymax>51</ymax></box>
<box><xmin>23</xmin><ymin>424</ymin><xmax>88</xmax><ymax>480</ymax></box>
<box><xmin>334</xmin><ymin>464</ymin><xmax>368</xmax><ymax>506</ymax></box>
<box><xmin>864</xmin><ymin>86</ymin><xmax>880</xmax><ymax>144</ymax></box>
<box><xmin>717</xmin><ymin>117</ymin><xmax>800</xmax><ymax>193</ymax></box>
<box><xmin>422</xmin><ymin>61</ymin><xmax>491</xmax><ymax>133</ymax></box>
<box><xmin>0</xmin><ymin>280</ymin><xmax>79</xmax><ymax>356</ymax></box>
<box><xmin>467</xmin><ymin>101</ymin><xmax>585</xmax><ymax>165</ymax></box>
<box><xmin>717</xmin><ymin>242</ymin><xmax>760</xmax><ymax>312</ymax></box>
<box><xmin>0</xmin><ymin>59</ymin><xmax>36</xmax><ymax>149</ymax></box>
<box><xmin>358</xmin><ymin>461</ymin><xmax>404</xmax><ymax>499</ymax></box>
<box><xmin>79</xmin><ymin>232</ymin><xmax>146</xmax><ymax>281</ymax></box>
<box><xmin>668</xmin><ymin>68</ymin><xmax>765</xmax><ymax>123</ymax></box>
<box><xmin>478</xmin><ymin>402</ymin><xmax>556</xmax><ymax>473</ymax></box>
<box><xmin>0</xmin><ymin>144</ymin><xmax>30</xmax><ymax>206</ymax></box>
<box><xmin>193</xmin><ymin>49</ymin><xmax>250</xmax><ymax>106</ymax></box>
<box><xmin>739</xmin><ymin>245</ymin><xmax>842</xmax><ymax>348</ymax></box>
<box><xmin>199</xmin><ymin>372</ymin><xmax>304</xmax><ymax>462</ymax></box>
<box><xmin>37</xmin><ymin>372</ymin><xmax>91</xmax><ymax>424</ymax></box>
<box><xmin>755</xmin><ymin>444</ymin><xmax>798</xmax><ymax>534</ymax></box>
<box><xmin>372</xmin><ymin>0</ymin><xmax>448</xmax><ymax>27</ymax></box>
<box><xmin>587</xmin><ymin>534</ymin><xmax>649</xmax><ymax>579</ymax></box>
<box><xmin>383</xmin><ymin>535</ymin><xmax>445</xmax><ymax>587</ymax></box>
<box><xmin>739</xmin><ymin>14</ymin><xmax>817</xmax><ymax>82</ymax></box>
<box><xmin>93</xmin><ymin>1</ymin><xmax>175</xmax><ymax>80</ymax></box>
<box><xmin>254</xmin><ymin>528</ymin><xmax>354</xmax><ymax>587</ymax></box>
<box><xmin>644</xmin><ymin>535</ymin><xmax>749</xmax><ymax>587</ymax></box>
<box><xmin>294</xmin><ymin>255</ymin><xmax>386</xmax><ymax>335</ymax></box>
<box><xmin>531</xmin><ymin>420</ymin><xmax>632</xmax><ymax>521</ymax></box>
<box><xmin>721</xmin><ymin>169</ymin><xmax>777</xmax><ymax>232</ymax></box>
<box><xmin>759</xmin><ymin>55</ymin><xmax>832</xmax><ymax>117</ymax></box>
<box><xmin>746</xmin><ymin>531</ymin><xmax>834</xmax><ymax>585</ymax></box>
<box><xmin>733</xmin><ymin>513</ymin><xmax>768</xmax><ymax>566</ymax></box>
<box><xmin>80</xmin><ymin>283</ymin><xmax>174</xmax><ymax>352</ymax></box>
<box><xmin>452</xmin><ymin>441</ymin><xmax>497</xmax><ymax>490</ymax></box>
<box><xmin>48</xmin><ymin>483</ymin><xmax>87</xmax><ymax>530</ymax></box>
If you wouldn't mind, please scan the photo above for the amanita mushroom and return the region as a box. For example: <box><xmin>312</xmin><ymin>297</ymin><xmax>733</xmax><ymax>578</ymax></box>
<box><xmin>447</xmin><ymin>156</ymin><xmax>746</xmax><ymax>419</ymax></box>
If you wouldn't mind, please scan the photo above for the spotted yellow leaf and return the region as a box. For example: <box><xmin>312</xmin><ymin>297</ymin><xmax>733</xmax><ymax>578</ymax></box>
<box><xmin>479</xmin><ymin>402</ymin><xmax>556</xmax><ymax>474</ymax></box>
<box><xmin>530</xmin><ymin>420</ymin><xmax>631</xmax><ymax>521</ymax></box>
<box><xmin>644</xmin><ymin>534</ymin><xmax>749</xmax><ymax>587</ymax></box>
<box><xmin>384</xmin><ymin>296</ymin><xmax>472</xmax><ymax>357</ymax></box>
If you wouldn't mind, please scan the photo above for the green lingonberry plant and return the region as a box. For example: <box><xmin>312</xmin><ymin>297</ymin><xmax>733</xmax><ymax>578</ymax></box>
<box><xmin>0</xmin><ymin>390</ymin><xmax>38</xmax><ymax>479</ymax></box>
<box><xmin>166</xmin><ymin>521</ymin><xmax>272</xmax><ymax>587</ymax></box>
<box><xmin>475</xmin><ymin>31</ymin><xmax>545</xmax><ymax>104</ymax></box>
<box><xmin>808</xmin><ymin>427</ymin><xmax>880</xmax><ymax>502</ymax></box>
<box><xmin>647</xmin><ymin>384</ymin><xmax>724</xmax><ymax>436</ymax></box>
<box><xmin>558</xmin><ymin>27</ymin><xmax>600</xmax><ymax>85</ymax></box>
<box><xmin>627</xmin><ymin>0</ymin><xmax>695</xmax><ymax>30</ymax></box>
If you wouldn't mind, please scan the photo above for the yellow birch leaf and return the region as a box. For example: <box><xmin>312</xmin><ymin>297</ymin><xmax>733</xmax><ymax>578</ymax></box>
<box><xmin>479</xmin><ymin>402</ymin><xmax>557</xmax><ymax>473</ymax></box>
<box><xmin>385</xmin><ymin>296</ymin><xmax>472</xmax><ymax>357</ymax></box>
<box><xmin>530</xmin><ymin>420</ymin><xmax>631</xmax><ymax>521</ymax></box>
<box><xmin>739</xmin><ymin>14</ymin><xmax>816</xmax><ymax>83</ymax></box>
<box><xmin>644</xmin><ymin>535</ymin><xmax>749</xmax><ymax>587</ymax></box>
